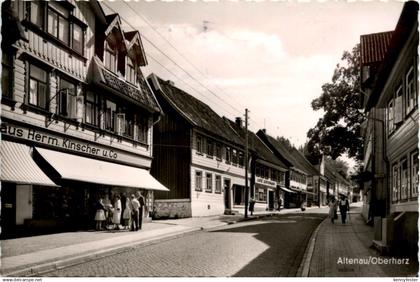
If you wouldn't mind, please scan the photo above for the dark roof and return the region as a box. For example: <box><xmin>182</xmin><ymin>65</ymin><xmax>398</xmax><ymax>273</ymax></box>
<box><xmin>360</xmin><ymin>31</ymin><xmax>393</xmax><ymax>65</ymax></box>
<box><xmin>124</xmin><ymin>31</ymin><xmax>137</xmax><ymax>42</ymax></box>
<box><xmin>289</xmin><ymin>148</ymin><xmax>319</xmax><ymax>176</ymax></box>
<box><xmin>148</xmin><ymin>75</ymin><xmax>243</xmax><ymax>146</ymax></box>
<box><xmin>105</xmin><ymin>14</ymin><xmax>119</xmax><ymax>24</ymax></box>
<box><xmin>366</xmin><ymin>1</ymin><xmax>419</xmax><ymax>109</ymax></box>
<box><xmin>225</xmin><ymin>120</ymin><xmax>288</xmax><ymax>169</ymax></box>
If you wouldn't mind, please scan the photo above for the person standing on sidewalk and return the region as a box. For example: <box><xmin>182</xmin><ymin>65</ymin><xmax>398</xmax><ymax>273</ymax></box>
<box><xmin>136</xmin><ymin>191</ymin><xmax>145</xmax><ymax>230</ymax></box>
<box><xmin>94</xmin><ymin>198</ymin><xmax>106</xmax><ymax>231</ymax></box>
<box><xmin>328</xmin><ymin>196</ymin><xmax>337</xmax><ymax>224</ymax></box>
<box><xmin>112</xmin><ymin>195</ymin><xmax>122</xmax><ymax>230</ymax></box>
<box><xmin>130</xmin><ymin>194</ymin><xmax>140</xmax><ymax>231</ymax></box>
<box><xmin>122</xmin><ymin>197</ymin><xmax>131</xmax><ymax>230</ymax></box>
<box><xmin>339</xmin><ymin>195</ymin><xmax>350</xmax><ymax>224</ymax></box>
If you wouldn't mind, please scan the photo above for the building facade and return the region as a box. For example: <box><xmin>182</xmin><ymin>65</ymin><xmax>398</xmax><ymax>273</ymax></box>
<box><xmin>1</xmin><ymin>0</ymin><xmax>167</xmax><ymax>237</ymax></box>
<box><xmin>148</xmin><ymin>74</ymin><xmax>247</xmax><ymax>217</ymax></box>
<box><xmin>361</xmin><ymin>1</ymin><xmax>419</xmax><ymax>254</ymax></box>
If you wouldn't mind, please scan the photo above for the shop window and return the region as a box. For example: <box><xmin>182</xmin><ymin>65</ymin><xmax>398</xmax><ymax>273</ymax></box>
<box><xmin>195</xmin><ymin>171</ymin><xmax>203</xmax><ymax>191</ymax></box>
<box><xmin>392</xmin><ymin>163</ymin><xmax>399</xmax><ymax>203</ymax></box>
<box><xmin>28</xmin><ymin>63</ymin><xmax>48</xmax><ymax>109</ymax></box>
<box><xmin>387</xmin><ymin>98</ymin><xmax>394</xmax><ymax>135</ymax></box>
<box><xmin>196</xmin><ymin>135</ymin><xmax>203</xmax><ymax>154</ymax></box>
<box><xmin>411</xmin><ymin>151</ymin><xmax>419</xmax><ymax>198</ymax></box>
<box><xmin>85</xmin><ymin>91</ymin><xmax>98</xmax><ymax>126</ymax></box>
<box><xmin>104</xmin><ymin>41</ymin><xmax>117</xmax><ymax>73</ymax></box>
<box><xmin>206</xmin><ymin>173</ymin><xmax>212</xmax><ymax>193</ymax></box>
<box><xmin>215</xmin><ymin>175</ymin><xmax>222</xmax><ymax>194</ymax></box>
<box><xmin>206</xmin><ymin>139</ymin><xmax>214</xmax><ymax>157</ymax></box>
<box><xmin>401</xmin><ymin>158</ymin><xmax>408</xmax><ymax>200</ymax></box>
<box><xmin>126</xmin><ymin>57</ymin><xmax>137</xmax><ymax>85</ymax></box>
<box><xmin>225</xmin><ymin>147</ymin><xmax>231</xmax><ymax>163</ymax></box>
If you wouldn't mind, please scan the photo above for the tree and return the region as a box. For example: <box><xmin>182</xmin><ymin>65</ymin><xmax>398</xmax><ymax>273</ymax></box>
<box><xmin>307</xmin><ymin>44</ymin><xmax>365</xmax><ymax>162</ymax></box>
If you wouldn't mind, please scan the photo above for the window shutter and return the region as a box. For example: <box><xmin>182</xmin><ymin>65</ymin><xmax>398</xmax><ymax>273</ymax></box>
<box><xmin>75</xmin><ymin>96</ymin><xmax>84</xmax><ymax>122</ymax></box>
<box><xmin>68</xmin><ymin>91</ymin><xmax>77</xmax><ymax>118</ymax></box>
<box><xmin>394</xmin><ymin>95</ymin><xmax>403</xmax><ymax>124</ymax></box>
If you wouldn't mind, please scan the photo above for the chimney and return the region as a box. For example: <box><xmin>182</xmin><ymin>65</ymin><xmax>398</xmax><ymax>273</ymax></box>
<box><xmin>261</xmin><ymin>128</ymin><xmax>266</xmax><ymax>134</ymax></box>
<box><xmin>166</xmin><ymin>80</ymin><xmax>175</xmax><ymax>86</ymax></box>
<box><xmin>235</xmin><ymin>117</ymin><xmax>242</xmax><ymax>128</ymax></box>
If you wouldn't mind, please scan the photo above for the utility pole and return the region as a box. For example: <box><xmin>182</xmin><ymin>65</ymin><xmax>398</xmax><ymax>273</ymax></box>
<box><xmin>245</xmin><ymin>109</ymin><xmax>249</xmax><ymax>218</ymax></box>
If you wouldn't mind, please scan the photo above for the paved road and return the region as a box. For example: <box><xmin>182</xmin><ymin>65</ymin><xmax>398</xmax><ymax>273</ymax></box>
<box><xmin>43</xmin><ymin>213</ymin><xmax>325</xmax><ymax>277</ymax></box>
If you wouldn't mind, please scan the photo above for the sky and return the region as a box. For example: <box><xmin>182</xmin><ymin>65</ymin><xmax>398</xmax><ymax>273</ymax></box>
<box><xmin>105</xmin><ymin>0</ymin><xmax>404</xmax><ymax>168</ymax></box>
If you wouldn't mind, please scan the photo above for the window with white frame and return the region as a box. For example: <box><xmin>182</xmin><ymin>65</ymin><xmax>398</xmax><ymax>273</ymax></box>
<box><xmin>195</xmin><ymin>171</ymin><xmax>203</xmax><ymax>191</ymax></box>
<box><xmin>126</xmin><ymin>57</ymin><xmax>137</xmax><ymax>85</ymax></box>
<box><xmin>85</xmin><ymin>91</ymin><xmax>98</xmax><ymax>126</ymax></box>
<box><xmin>47</xmin><ymin>2</ymin><xmax>70</xmax><ymax>45</ymax></box>
<box><xmin>392</xmin><ymin>163</ymin><xmax>399</xmax><ymax>202</ymax></box>
<box><xmin>225</xmin><ymin>147</ymin><xmax>231</xmax><ymax>163</ymax></box>
<box><xmin>394</xmin><ymin>83</ymin><xmax>403</xmax><ymax>124</ymax></box>
<box><xmin>196</xmin><ymin>135</ymin><xmax>203</xmax><ymax>154</ymax></box>
<box><xmin>215</xmin><ymin>175</ymin><xmax>222</xmax><ymax>193</ymax></box>
<box><xmin>28</xmin><ymin>63</ymin><xmax>48</xmax><ymax>109</ymax></box>
<box><xmin>136</xmin><ymin>116</ymin><xmax>148</xmax><ymax>144</ymax></box>
<box><xmin>104</xmin><ymin>41</ymin><xmax>117</xmax><ymax>73</ymax></box>
<box><xmin>406</xmin><ymin>66</ymin><xmax>417</xmax><ymax>114</ymax></box>
<box><xmin>387</xmin><ymin>98</ymin><xmax>395</xmax><ymax>135</ymax></box>
<box><xmin>206</xmin><ymin>139</ymin><xmax>214</xmax><ymax>157</ymax></box>
<box><xmin>411</xmin><ymin>151</ymin><xmax>419</xmax><ymax>198</ymax></box>
<box><xmin>104</xmin><ymin>100</ymin><xmax>117</xmax><ymax>131</ymax></box>
<box><xmin>401</xmin><ymin>158</ymin><xmax>408</xmax><ymax>200</ymax></box>
<box><xmin>206</xmin><ymin>173</ymin><xmax>212</xmax><ymax>193</ymax></box>
<box><xmin>58</xmin><ymin>76</ymin><xmax>77</xmax><ymax>117</ymax></box>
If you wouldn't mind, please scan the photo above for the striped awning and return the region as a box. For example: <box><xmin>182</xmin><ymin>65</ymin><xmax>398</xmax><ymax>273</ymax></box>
<box><xmin>279</xmin><ymin>186</ymin><xmax>296</xmax><ymax>193</ymax></box>
<box><xmin>1</xmin><ymin>141</ymin><xmax>57</xmax><ymax>186</ymax></box>
<box><xmin>35</xmin><ymin>147</ymin><xmax>169</xmax><ymax>191</ymax></box>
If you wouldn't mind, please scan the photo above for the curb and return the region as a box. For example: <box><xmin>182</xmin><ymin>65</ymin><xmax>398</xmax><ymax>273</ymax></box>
<box><xmin>297</xmin><ymin>217</ymin><xmax>326</xmax><ymax>277</ymax></box>
<box><xmin>3</xmin><ymin>212</ymin><xmax>278</xmax><ymax>277</ymax></box>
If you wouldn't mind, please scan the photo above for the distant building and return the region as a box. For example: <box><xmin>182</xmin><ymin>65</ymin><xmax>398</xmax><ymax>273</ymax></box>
<box><xmin>148</xmin><ymin>74</ymin><xmax>246</xmax><ymax>217</ymax></box>
<box><xmin>360</xmin><ymin>1</ymin><xmax>418</xmax><ymax>255</ymax></box>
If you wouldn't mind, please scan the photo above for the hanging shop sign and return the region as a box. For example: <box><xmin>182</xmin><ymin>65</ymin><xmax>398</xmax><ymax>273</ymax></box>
<box><xmin>1</xmin><ymin>123</ymin><xmax>151</xmax><ymax>168</ymax></box>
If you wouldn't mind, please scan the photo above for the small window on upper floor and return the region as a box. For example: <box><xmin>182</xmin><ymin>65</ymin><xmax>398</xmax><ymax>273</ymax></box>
<box><xmin>104</xmin><ymin>41</ymin><xmax>117</xmax><ymax>73</ymax></box>
<box><xmin>28</xmin><ymin>63</ymin><xmax>48</xmax><ymax>110</ymax></box>
<box><xmin>406</xmin><ymin>66</ymin><xmax>417</xmax><ymax>114</ymax></box>
<box><xmin>126</xmin><ymin>57</ymin><xmax>137</xmax><ymax>85</ymax></box>
<box><xmin>26</xmin><ymin>1</ymin><xmax>85</xmax><ymax>55</ymax></box>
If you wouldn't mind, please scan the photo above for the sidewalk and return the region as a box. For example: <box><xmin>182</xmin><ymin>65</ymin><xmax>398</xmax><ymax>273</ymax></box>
<box><xmin>306</xmin><ymin>204</ymin><xmax>418</xmax><ymax>277</ymax></box>
<box><xmin>1</xmin><ymin>206</ymin><xmax>315</xmax><ymax>277</ymax></box>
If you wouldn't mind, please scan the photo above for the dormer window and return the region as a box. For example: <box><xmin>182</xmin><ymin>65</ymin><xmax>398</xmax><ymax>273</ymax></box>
<box><xmin>126</xmin><ymin>57</ymin><xmax>137</xmax><ymax>85</ymax></box>
<box><xmin>104</xmin><ymin>41</ymin><xmax>117</xmax><ymax>73</ymax></box>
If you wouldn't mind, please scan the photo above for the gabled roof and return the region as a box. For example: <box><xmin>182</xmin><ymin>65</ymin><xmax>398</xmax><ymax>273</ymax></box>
<box><xmin>224</xmin><ymin>119</ymin><xmax>288</xmax><ymax>170</ymax></box>
<box><xmin>124</xmin><ymin>31</ymin><xmax>148</xmax><ymax>66</ymax></box>
<box><xmin>366</xmin><ymin>1</ymin><xmax>419</xmax><ymax>109</ymax></box>
<box><xmin>104</xmin><ymin>13</ymin><xmax>127</xmax><ymax>51</ymax></box>
<box><xmin>289</xmin><ymin>147</ymin><xmax>320</xmax><ymax>176</ymax></box>
<box><xmin>148</xmin><ymin>74</ymin><xmax>243</xmax><ymax>146</ymax></box>
<box><xmin>360</xmin><ymin>31</ymin><xmax>393</xmax><ymax>66</ymax></box>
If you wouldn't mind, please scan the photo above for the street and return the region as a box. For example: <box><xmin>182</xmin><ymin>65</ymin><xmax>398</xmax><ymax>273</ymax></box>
<box><xmin>43</xmin><ymin>213</ymin><xmax>325</xmax><ymax>277</ymax></box>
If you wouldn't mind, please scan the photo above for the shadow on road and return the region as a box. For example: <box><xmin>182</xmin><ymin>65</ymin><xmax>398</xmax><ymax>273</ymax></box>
<box><xmin>211</xmin><ymin>214</ymin><xmax>326</xmax><ymax>277</ymax></box>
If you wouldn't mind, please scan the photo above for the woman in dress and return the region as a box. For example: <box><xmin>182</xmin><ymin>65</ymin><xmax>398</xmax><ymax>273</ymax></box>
<box><xmin>328</xmin><ymin>196</ymin><xmax>337</xmax><ymax>224</ymax></box>
<box><xmin>122</xmin><ymin>197</ymin><xmax>131</xmax><ymax>230</ymax></box>
<box><xmin>94</xmin><ymin>198</ymin><xmax>106</xmax><ymax>231</ymax></box>
<box><xmin>112</xmin><ymin>195</ymin><xmax>122</xmax><ymax>230</ymax></box>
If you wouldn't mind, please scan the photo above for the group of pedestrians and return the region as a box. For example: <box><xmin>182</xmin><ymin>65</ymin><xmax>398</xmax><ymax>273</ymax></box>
<box><xmin>94</xmin><ymin>191</ymin><xmax>145</xmax><ymax>231</ymax></box>
<box><xmin>328</xmin><ymin>195</ymin><xmax>350</xmax><ymax>224</ymax></box>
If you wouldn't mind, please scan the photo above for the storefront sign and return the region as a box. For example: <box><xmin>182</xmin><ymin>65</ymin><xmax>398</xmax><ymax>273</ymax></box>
<box><xmin>255</xmin><ymin>177</ymin><xmax>277</xmax><ymax>188</ymax></box>
<box><xmin>1</xmin><ymin>123</ymin><xmax>151</xmax><ymax>167</ymax></box>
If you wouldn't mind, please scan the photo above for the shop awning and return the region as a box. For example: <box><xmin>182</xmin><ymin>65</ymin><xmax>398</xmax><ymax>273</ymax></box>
<box><xmin>279</xmin><ymin>186</ymin><xmax>296</xmax><ymax>193</ymax></box>
<box><xmin>1</xmin><ymin>141</ymin><xmax>57</xmax><ymax>186</ymax></box>
<box><xmin>35</xmin><ymin>147</ymin><xmax>169</xmax><ymax>191</ymax></box>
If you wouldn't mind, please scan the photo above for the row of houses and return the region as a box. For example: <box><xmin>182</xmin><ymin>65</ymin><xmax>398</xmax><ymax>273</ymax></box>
<box><xmin>0</xmin><ymin>0</ymin><xmax>352</xmax><ymax>237</ymax></box>
<box><xmin>359</xmin><ymin>1</ymin><xmax>418</xmax><ymax>255</ymax></box>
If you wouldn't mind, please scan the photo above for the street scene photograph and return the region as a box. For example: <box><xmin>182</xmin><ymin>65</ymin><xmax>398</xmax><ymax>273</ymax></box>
<box><xmin>0</xmin><ymin>0</ymin><xmax>418</xmax><ymax>279</ymax></box>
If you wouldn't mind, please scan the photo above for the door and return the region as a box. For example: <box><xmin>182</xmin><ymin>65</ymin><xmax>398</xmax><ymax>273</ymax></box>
<box><xmin>234</xmin><ymin>185</ymin><xmax>242</xmax><ymax>205</ymax></box>
<box><xmin>1</xmin><ymin>182</ymin><xmax>16</xmax><ymax>238</ymax></box>
<box><xmin>268</xmin><ymin>190</ymin><xmax>274</xmax><ymax>210</ymax></box>
<box><xmin>224</xmin><ymin>179</ymin><xmax>231</xmax><ymax>210</ymax></box>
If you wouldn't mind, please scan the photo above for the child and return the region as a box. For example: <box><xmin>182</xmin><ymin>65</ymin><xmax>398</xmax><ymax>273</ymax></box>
<box><xmin>94</xmin><ymin>198</ymin><xmax>106</xmax><ymax>230</ymax></box>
